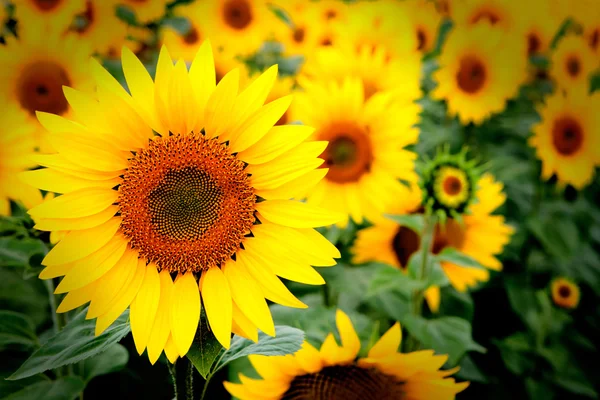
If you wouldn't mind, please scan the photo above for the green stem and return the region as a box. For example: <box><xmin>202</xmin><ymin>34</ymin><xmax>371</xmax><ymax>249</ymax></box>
<box><xmin>167</xmin><ymin>362</ymin><xmax>178</xmax><ymax>400</ymax></box>
<box><xmin>43</xmin><ymin>279</ymin><xmax>59</xmax><ymax>335</ymax></box>
<box><xmin>186</xmin><ymin>360</ymin><xmax>194</xmax><ymax>400</ymax></box>
<box><xmin>199</xmin><ymin>375</ymin><xmax>211</xmax><ymax>400</ymax></box>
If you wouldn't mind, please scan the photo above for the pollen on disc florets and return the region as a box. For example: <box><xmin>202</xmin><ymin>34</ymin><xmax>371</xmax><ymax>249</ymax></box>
<box><xmin>419</xmin><ymin>146</ymin><xmax>482</xmax><ymax>223</ymax></box>
<box><xmin>118</xmin><ymin>133</ymin><xmax>256</xmax><ymax>273</ymax></box>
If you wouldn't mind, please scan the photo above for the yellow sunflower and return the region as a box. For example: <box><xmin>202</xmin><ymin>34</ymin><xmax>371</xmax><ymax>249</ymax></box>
<box><xmin>194</xmin><ymin>0</ymin><xmax>278</xmax><ymax>58</ymax></box>
<box><xmin>224</xmin><ymin>309</ymin><xmax>469</xmax><ymax>400</ymax></box>
<box><xmin>70</xmin><ymin>0</ymin><xmax>128</xmax><ymax>56</ymax></box>
<box><xmin>530</xmin><ymin>86</ymin><xmax>600</xmax><ymax>189</ymax></box>
<box><xmin>451</xmin><ymin>0</ymin><xmax>524</xmax><ymax>33</ymax></box>
<box><xmin>290</xmin><ymin>77</ymin><xmax>419</xmax><ymax>226</ymax></box>
<box><xmin>404</xmin><ymin>0</ymin><xmax>443</xmax><ymax>53</ymax></box>
<box><xmin>0</xmin><ymin>102</ymin><xmax>43</xmax><ymax>215</ymax></box>
<box><xmin>0</xmin><ymin>23</ymin><xmax>94</xmax><ymax>152</ymax></box>
<box><xmin>118</xmin><ymin>0</ymin><xmax>172</xmax><ymax>24</ymax></box>
<box><xmin>13</xmin><ymin>0</ymin><xmax>86</xmax><ymax>31</ymax></box>
<box><xmin>550</xmin><ymin>277</ymin><xmax>580</xmax><ymax>309</ymax></box>
<box><xmin>575</xmin><ymin>4</ymin><xmax>600</xmax><ymax>55</ymax></box>
<box><xmin>353</xmin><ymin>174</ymin><xmax>514</xmax><ymax>312</ymax></box>
<box><xmin>432</xmin><ymin>23</ymin><xmax>527</xmax><ymax>125</ymax></box>
<box><xmin>521</xmin><ymin>0</ymin><xmax>565</xmax><ymax>57</ymax></box>
<box><xmin>550</xmin><ymin>35</ymin><xmax>598</xmax><ymax>90</ymax></box>
<box><xmin>21</xmin><ymin>41</ymin><xmax>343</xmax><ymax>365</ymax></box>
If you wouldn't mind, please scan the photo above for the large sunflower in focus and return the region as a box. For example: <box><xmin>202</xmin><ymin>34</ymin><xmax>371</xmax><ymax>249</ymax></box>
<box><xmin>530</xmin><ymin>86</ymin><xmax>600</xmax><ymax>188</ymax></box>
<box><xmin>14</xmin><ymin>0</ymin><xmax>85</xmax><ymax>31</ymax></box>
<box><xmin>0</xmin><ymin>102</ymin><xmax>42</xmax><ymax>215</ymax></box>
<box><xmin>119</xmin><ymin>0</ymin><xmax>172</xmax><ymax>24</ymax></box>
<box><xmin>353</xmin><ymin>174</ymin><xmax>514</xmax><ymax>311</ymax></box>
<box><xmin>550</xmin><ymin>35</ymin><xmax>598</xmax><ymax>90</ymax></box>
<box><xmin>70</xmin><ymin>0</ymin><xmax>127</xmax><ymax>56</ymax></box>
<box><xmin>290</xmin><ymin>78</ymin><xmax>419</xmax><ymax>226</ymax></box>
<box><xmin>432</xmin><ymin>23</ymin><xmax>527</xmax><ymax>124</ymax></box>
<box><xmin>225</xmin><ymin>310</ymin><xmax>469</xmax><ymax>400</ymax></box>
<box><xmin>0</xmin><ymin>24</ymin><xmax>94</xmax><ymax>152</ymax></box>
<box><xmin>22</xmin><ymin>42</ymin><xmax>342</xmax><ymax>364</ymax></box>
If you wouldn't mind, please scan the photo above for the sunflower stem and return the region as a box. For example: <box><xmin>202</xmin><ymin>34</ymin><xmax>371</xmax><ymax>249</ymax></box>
<box><xmin>186</xmin><ymin>359</ymin><xmax>195</xmax><ymax>400</ymax></box>
<box><xmin>199</xmin><ymin>375</ymin><xmax>211</xmax><ymax>400</ymax></box>
<box><xmin>167</xmin><ymin>361</ymin><xmax>179</xmax><ymax>400</ymax></box>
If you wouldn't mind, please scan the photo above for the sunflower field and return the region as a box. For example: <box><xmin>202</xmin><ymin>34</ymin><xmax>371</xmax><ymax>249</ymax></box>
<box><xmin>1</xmin><ymin>0</ymin><xmax>599</xmax><ymax>399</ymax></box>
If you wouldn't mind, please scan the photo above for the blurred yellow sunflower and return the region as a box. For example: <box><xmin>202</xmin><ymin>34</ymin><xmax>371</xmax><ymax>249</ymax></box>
<box><xmin>578</xmin><ymin>6</ymin><xmax>600</xmax><ymax>55</ymax></box>
<box><xmin>290</xmin><ymin>77</ymin><xmax>419</xmax><ymax>226</ymax></box>
<box><xmin>522</xmin><ymin>0</ymin><xmax>564</xmax><ymax>57</ymax></box>
<box><xmin>432</xmin><ymin>23</ymin><xmax>527</xmax><ymax>124</ymax></box>
<box><xmin>22</xmin><ymin>41</ymin><xmax>343</xmax><ymax>364</ymax></box>
<box><xmin>353</xmin><ymin>174</ymin><xmax>514</xmax><ymax>312</ymax></box>
<box><xmin>550</xmin><ymin>35</ymin><xmax>598</xmax><ymax>90</ymax></box>
<box><xmin>70</xmin><ymin>0</ymin><xmax>127</xmax><ymax>56</ymax></box>
<box><xmin>452</xmin><ymin>0</ymin><xmax>523</xmax><ymax>33</ymax></box>
<box><xmin>0</xmin><ymin>23</ymin><xmax>94</xmax><ymax>152</ymax></box>
<box><xmin>14</xmin><ymin>0</ymin><xmax>86</xmax><ymax>31</ymax></box>
<box><xmin>404</xmin><ymin>0</ymin><xmax>442</xmax><ymax>53</ymax></box>
<box><xmin>551</xmin><ymin>277</ymin><xmax>580</xmax><ymax>309</ymax></box>
<box><xmin>195</xmin><ymin>0</ymin><xmax>278</xmax><ymax>58</ymax></box>
<box><xmin>530</xmin><ymin>86</ymin><xmax>600</xmax><ymax>189</ymax></box>
<box><xmin>0</xmin><ymin>102</ymin><xmax>43</xmax><ymax>215</ymax></box>
<box><xmin>118</xmin><ymin>0</ymin><xmax>172</xmax><ymax>24</ymax></box>
<box><xmin>225</xmin><ymin>310</ymin><xmax>469</xmax><ymax>400</ymax></box>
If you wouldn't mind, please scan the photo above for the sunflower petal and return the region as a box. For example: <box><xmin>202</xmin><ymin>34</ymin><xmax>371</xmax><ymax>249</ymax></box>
<box><xmin>255</xmin><ymin>200</ymin><xmax>344</xmax><ymax>228</ymax></box>
<box><xmin>335</xmin><ymin>309</ymin><xmax>361</xmax><ymax>358</ymax></box>
<box><xmin>164</xmin><ymin>334</ymin><xmax>179</xmax><ymax>364</ymax></box>
<box><xmin>171</xmin><ymin>273</ymin><xmax>201</xmax><ymax>356</ymax></box>
<box><xmin>56</xmin><ymin>283</ymin><xmax>97</xmax><ymax>313</ymax></box>
<box><xmin>34</xmin><ymin>206</ymin><xmax>119</xmax><ymax>232</ymax></box>
<box><xmin>146</xmin><ymin>270</ymin><xmax>174</xmax><ymax>365</ymax></box>
<box><xmin>204</xmin><ymin>68</ymin><xmax>239</xmax><ymax>139</ymax></box>
<box><xmin>28</xmin><ymin>188</ymin><xmax>118</xmax><ymax>219</ymax></box>
<box><xmin>131</xmin><ymin>263</ymin><xmax>161</xmax><ymax>355</ymax></box>
<box><xmin>19</xmin><ymin>169</ymin><xmax>120</xmax><ymax>194</ymax></box>
<box><xmin>368</xmin><ymin>322</ymin><xmax>402</xmax><ymax>359</ymax></box>
<box><xmin>200</xmin><ymin>266</ymin><xmax>232</xmax><ymax>349</ymax></box>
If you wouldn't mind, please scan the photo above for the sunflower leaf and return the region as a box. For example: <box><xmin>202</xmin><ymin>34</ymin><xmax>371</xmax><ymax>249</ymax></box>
<box><xmin>210</xmin><ymin>326</ymin><xmax>304</xmax><ymax>375</ymax></box>
<box><xmin>366</xmin><ymin>263</ymin><xmax>426</xmax><ymax>298</ymax></box>
<box><xmin>81</xmin><ymin>344</ymin><xmax>129</xmax><ymax>383</ymax></box>
<box><xmin>2</xmin><ymin>377</ymin><xmax>85</xmax><ymax>400</ymax></box>
<box><xmin>384</xmin><ymin>214</ymin><xmax>424</xmax><ymax>235</ymax></box>
<box><xmin>435</xmin><ymin>247</ymin><xmax>486</xmax><ymax>269</ymax></box>
<box><xmin>7</xmin><ymin>308</ymin><xmax>130</xmax><ymax>381</ymax></box>
<box><xmin>0</xmin><ymin>311</ymin><xmax>37</xmax><ymax>350</ymax></box>
<box><xmin>186</xmin><ymin>312</ymin><xmax>223</xmax><ymax>379</ymax></box>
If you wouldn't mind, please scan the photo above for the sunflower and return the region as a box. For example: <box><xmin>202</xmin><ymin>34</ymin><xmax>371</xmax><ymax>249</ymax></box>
<box><xmin>432</xmin><ymin>23</ymin><xmax>527</xmax><ymax>125</ymax></box>
<box><xmin>22</xmin><ymin>42</ymin><xmax>343</xmax><ymax>364</ymax></box>
<box><xmin>0</xmin><ymin>23</ymin><xmax>94</xmax><ymax>152</ymax></box>
<box><xmin>13</xmin><ymin>0</ymin><xmax>86</xmax><ymax>31</ymax></box>
<box><xmin>550</xmin><ymin>277</ymin><xmax>580</xmax><ymax>309</ymax></box>
<box><xmin>194</xmin><ymin>0</ymin><xmax>278</xmax><ymax>58</ymax></box>
<box><xmin>550</xmin><ymin>35</ymin><xmax>598</xmax><ymax>90</ymax></box>
<box><xmin>529</xmin><ymin>86</ymin><xmax>600</xmax><ymax>189</ymax></box>
<box><xmin>353</xmin><ymin>174</ymin><xmax>514</xmax><ymax>312</ymax></box>
<box><xmin>290</xmin><ymin>77</ymin><xmax>419</xmax><ymax>226</ymax></box>
<box><xmin>118</xmin><ymin>0</ymin><xmax>172</xmax><ymax>24</ymax></box>
<box><xmin>404</xmin><ymin>0</ymin><xmax>443</xmax><ymax>53</ymax></box>
<box><xmin>521</xmin><ymin>0</ymin><xmax>565</xmax><ymax>57</ymax></box>
<box><xmin>224</xmin><ymin>309</ymin><xmax>469</xmax><ymax>400</ymax></box>
<box><xmin>451</xmin><ymin>0</ymin><xmax>524</xmax><ymax>33</ymax></box>
<box><xmin>70</xmin><ymin>0</ymin><xmax>127</xmax><ymax>56</ymax></box>
<box><xmin>0</xmin><ymin>102</ymin><xmax>43</xmax><ymax>215</ymax></box>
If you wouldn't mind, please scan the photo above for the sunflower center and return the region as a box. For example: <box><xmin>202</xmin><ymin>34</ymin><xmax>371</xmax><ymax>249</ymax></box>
<box><xmin>320</xmin><ymin>123</ymin><xmax>373</xmax><ymax>183</ymax></box>
<box><xmin>471</xmin><ymin>9</ymin><xmax>500</xmax><ymax>25</ymax></box>
<box><xmin>293</xmin><ymin>27</ymin><xmax>306</xmax><ymax>43</ymax></box>
<box><xmin>17</xmin><ymin>61</ymin><xmax>71</xmax><ymax>116</ymax></box>
<box><xmin>325</xmin><ymin>9</ymin><xmax>337</xmax><ymax>20</ymax></box>
<box><xmin>456</xmin><ymin>56</ymin><xmax>486</xmax><ymax>94</ymax></box>
<box><xmin>566</xmin><ymin>56</ymin><xmax>581</xmax><ymax>77</ymax></box>
<box><xmin>527</xmin><ymin>33</ymin><xmax>541</xmax><ymax>56</ymax></box>
<box><xmin>118</xmin><ymin>133</ymin><xmax>256</xmax><ymax>272</ymax></box>
<box><xmin>443</xmin><ymin>176</ymin><xmax>462</xmax><ymax>195</ymax></box>
<box><xmin>33</xmin><ymin>0</ymin><xmax>61</xmax><ymax>11</ymax></box>
<box><xmin>184</xmin><ymin>27</ymin><xmax>200</xmax><ymax>44</ymax></box>
<box><xmin>416</xmin><ymin>28</ymin><xmax>427</xmax><ymax>51</ymax></box>
<box><xmin>393</xmin><ymin>226</ymin><xmax>421</xmax><ymax>266</ymax></box>
<box><xmin>590</xmin><ymin>29</ymin><xmax>599</xmax><ymax>50</ymax></box>
<box><xmin>552</xmin><ymin>117</ymin><xmax>583</xmax><ymax>156</ymax></box>
<box><xmin>558</xmin><ymin>285</ymin><xmax>571</xmax><ymax>298</ymax></box>
<box><xmin>432</xmin><ymin>220</ymin><xmax>465</xmax><ymax>254</ymax></box>
<box><xmin>282</xmin><ymin>365</ymin><xmax>404</xmax><ymax>400</ymax></box>
<box><xmin>223</xmin><ymin>0</ymin><xmax>252</xmax><ymax>30</ymax></box>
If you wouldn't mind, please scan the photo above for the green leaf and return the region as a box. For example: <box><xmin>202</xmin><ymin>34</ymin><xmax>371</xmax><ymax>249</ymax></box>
<box><xmin>366</xmin><ymin>263</ymin><xmax>424</xmax><ymax>298</ymax></box>
<box><xmin>526</xmin><ymin>378</ymin><xmax>555</xmax><ymax>400</ymax></box>
<box><xmin>162</xmin><ymin>16</ymin><xmax>191</xmax><ymax>35</ymax></box>
<box><xmin>8</xmin><ymin>308</ymin><xmax>131</xmax><ymax>380</ymax></box>
<box><xmin>2</xmin><ymin>377</ymin><xmax>85</xmax><ymax>400</ymax></box>
<box><xmin>435</xmin><ymin>247</ymin><xmax>485</xmax><ymax>269</ymax></box>
<box><xmin>402</xmin><ymin>315</ymin><xmax>485</xmax><ymax>366</ymax></box>
<box><xmin>0</xmin><ymin>311</ymin><xmax>37</xmax><ymax>350</ymax></box>
<box><xmin>82</xmin><ymin>343</ymin><xmax>129</xmax><ymax>383</ymax></box>
<box><xmin>211</xmin><ymin>326</ymin><xmax>304</xmax><ymax>374</ymax></box>
<box><xmin>555</xmin><ymin>374</ymin><xmax>598</xmax><ymax>398</ymax></box>
<box><xmin>115</xmin><ymin>4</ymin><xmax>138</xmax><ymax>25</ymax></box>
<box><xmin>384</xmin><ymin>214</ymin><xmax>424</xmax><ymax>235</ymax></box>
<box><xmin>0</xmin><ymin>237</ymin><xmax>47</xmax><ymax>269</ymax></box>
<box><xmin>493</xmin><ymin>333</ymin><xmax>535</xmax><ymax>375</ymax></box>
<box><xmin>267</xmin><ymin>3</ymin><xmax>293</xmax><ymax>27</ymax></box>
<box><xmin>527</xmin><ymin>214</ymin><xmax>580</xmax><ymax>261</ymax></box>
<box><xmin>186</xmin><ymin>312</ymin><xmax>223</xmax><ymax>379</ymax></box>
<box><xmin>456</xmin><ymin>355</ymin><xmax>487</xmax><ymax>383</ymax></box>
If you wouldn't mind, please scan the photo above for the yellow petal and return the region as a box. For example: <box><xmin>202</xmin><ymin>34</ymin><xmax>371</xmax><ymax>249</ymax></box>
<box><xmin>204</xmin><ymin>68</ymin><xmax>239</xmax><ymax>139</ymax></box>
<box><xmin>189</xmin><ymin>40</ymin><xmax>216</xmax><ymax>132</ymax></box>
<box><xmin>43</xmin><ymin>217</ymin><xmax>122</xmax><ymax>267</ymax></box>
<box><xmin>90</xmin><ymin>57</ymin><xmax>130</xmax><ymax>101</ymax></box>
<box><xmin>121</xmin><ymin>46</ymin><xmax>155</xmax><ymax>120</ymax></box>
<box><xmin>19</xmin><ymin>169</ymin><xmax>119</xmax><ymax>194</ymax></box>
<box><xmin>31</xmin><ymin>154</ymin><xmax>121</xmax><ymax>181</ymax></box>
<box><xmin>37</xmin><ymin>111</ymin><xmax>86</xmax><ymax>135</ymax></box>
<box><xmin>232</xmin><ymin>301</ymin><xmax>258</xmax><ymax>342</ymax></box>
<box><xmin>95</xmin><ymin>259</ymin><xmax>146</xmax><ymax>336</ymax></box>
<box><xmin>294</xmin><ymin>342</ymin><xmax>323</xmax><ymax>374</ymax></box>
<box><xmin>34</xmin><ymin>206</ymin><xmax>119</xmax><ymax>232</ymax></box>
<box><xmin>256</xmin><ymin>168</ymin><xmax>327</xmax><ymax>200</ymax></box>
<box><xmin>39</xmin><ymin>262</ymin><xmax>75</xmax><ymax>280</ymax></box>
<box><xmin>200</xmin><ymin>266</ymin><xmax>232</xmax><ymax>349</ymax></box>
<box><xmin>28</xmin><ymin>188</ymin><xmax>118</xmax><ymax>219</ymax></box>
<box><xmin>62</xmin><ymin>87</ymin><xmax>111</xmax><ymax>132</ymax></box>
<box><xmin>130</xmin><ymin>263</ymin><xmax>161</xmax><ymax>355</ymax></box>
<box><xmin>86</xmin><ymin>248</ymin><xmax>140</xmax><ymax>319</ymax></box>
<box><xmin>146</xmin><ymin>270</ymin><xmax>174</xmax><ymax>365</ymax></box>
<box><xmin>335</xmin><ymin>310</ymin><xmax>361</xmax><ymax>358</ymax></box>
<box><xmin>164</xmin><ymin>334</ymin><xmax>179</xmax><ymax>364</ymax></box>
<box><xmin>255</xmin><ymin>200</ymin><xmax>344</xmax><ymax>228</ymax></box>
<box><xmin>56</xmin><ymin>283</ymin><xmax>97</xmax><ymax>313</ymax></box>
<box><xmin>171</xmin><ymin>272</ymin><xmax>201</xmax><ymax>357</ymax></box>
<box><xmin>231</xmin><ymin>65</ymin><xmax>278</xmax><ymax>128</ymax></box>
<box><xmin>223</xmin><ymin>261</ymin><xmax>275</xmax><ymax>336</ymax></box>
<box><xmin>54</xmin><ymin>236</ymin><xmax>128</xmax><ymax>294</ymax></box>
<box><xmin>238</xmin><ymin>125</ymin><xmax>315</xmax><ymax>165</ymax></box>
<box><xmin>47</xmin><ymin>132</ymin><xmax>128</xmax><ymax>172</ymax></box>
<box><xmin>425</xmin><ymin>286</ymin><xmax>441</xmax><ymax>313</ymax></box>
<box><xmin>368</xmin><ymin>322</ymin><xmax>402</xmax><ymax>359</ymax></box>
